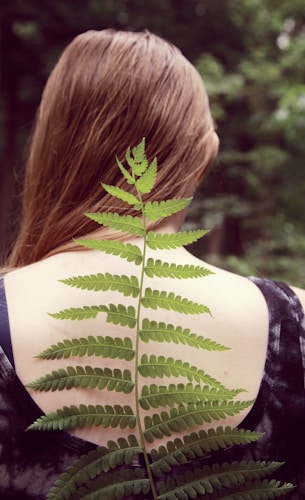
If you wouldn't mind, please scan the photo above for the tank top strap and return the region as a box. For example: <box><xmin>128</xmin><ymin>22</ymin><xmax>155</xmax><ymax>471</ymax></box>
<box><xmin>0</xmin><ymin>277</ymin><xmax>15</xmax><ymax>369</ymax></box>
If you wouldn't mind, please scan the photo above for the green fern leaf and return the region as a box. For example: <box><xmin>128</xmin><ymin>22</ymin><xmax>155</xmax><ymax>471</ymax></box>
<box><xmin>51</xmin><ymin>304</ymin><xmax>136</xmax><ymax>327</ymax></box>
<box><xmin>35</xmin><ymin>336</ymin><xmax>134</xmax><ymax>361</ymax></box>
<box><xmin>52</xmin><ymin>304</ymin><xmax>136</xmax><ymax>327</ymax></box>
<box><xmin>27</xmin><ymin>404</ymin><xmax>136</xmax><ymax>431</ymax></box>
<box><xmin>146</xmin><ymin>230</ymin><xmax>210</xmax><ymax>249</ymax></box>
<box><xmin>139</xmin><ymin>355</ymin><xmax>234</xmax><ymax>390</ymax></box>
<box><xmin>45</xmin><ymin>447</ymin><xmax>110</xmax><ymax>499</ymax></box>
<box><xmin>144</xmin><ymin>401</ymin><xmax>253</xmax><ymax>442</ymax></box>
<box><xmin>74</xmin><ymin>239</ymin><xmax>143</xmax><ymax>265</ymax></box>
<box><xmin>157</xmin><ymin>462</ymin><xmax>287</xmax><ymax>500</ymax></box>
<box><xmin>144</xmin><ymin>198</ymin><xmax>192</xmax><ymax>221</ymax></box>
<box><xmin>140</xmin><ymin>384</ymin><xmax>243</xmax><ymax>410</ymax></box>
<box><xmin>145</xmin><ymin>258</ymin><xmax>214</xmax><ymax>279</ymax></box>
<box><xmin>26</xmin><ymin>365</ymin><xmax>133</xmax><ymax>393</ymax></box>
<box><xmin>46</xmin><ymin>437</ymin><xmax>143</xmax><ymax>499</ymax></box>
<box><xmin>142</xmin><ymin>288</ymin><xmax>211</xmax><ymax>314</ymax></box>
<box><xmin>116</xmin><ymin>156</ymin><xmax>135</xmax><ymax>184</ymax></box>
<box><xmin>217</xmin><ymin>478</ymin><xmax>295</xmax><ymax>499</ymax></box>
<box><xmin>150</xmin><ymin>427</ymin><xmax>264</xmax><ymax>476</ymax></box>
<box><xmin>140</xmin><ymin>319</ymin><xmax>229</xmax><ymax>351</ymax></box>
<box><xmin>59</xmin><ymin>273</ymin><xmax>140</xmax><ymax>297</ymax></box>
<box><xmin>101</xmin><ymin>183</ymin><xmax>140</xmax><ymax>207</ymax></box>
<box><xmin>84</xmin><ymin>212</ymin><xmax>145</xmax><ymax>236</ymax></box>
<box><xmin>70</xmin><ymin>468</ymin><xmax>150</xmax><ymax>500</ymax></box>
<box><xmin>48</xmin><ymin>305</ymin><xmax>108</xmax><ymax>320</ymax></box>
<box><xmin>136</xmin><ymin>157</ymin><xmax>158</xmax><ymax>194</ymax></box>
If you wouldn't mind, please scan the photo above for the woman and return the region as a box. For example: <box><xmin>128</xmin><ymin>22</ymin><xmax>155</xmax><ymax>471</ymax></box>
<box><xmin>1</xmin><ymin>29</ymin><xmax>304</xmax><ymax>498</ymax></box>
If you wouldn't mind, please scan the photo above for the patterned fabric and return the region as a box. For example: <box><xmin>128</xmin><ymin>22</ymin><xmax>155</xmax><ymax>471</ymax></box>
<box><xmin>0</xmin><ymin>277</ymin><xmax>304</xmax><ymax>498</ymax></box>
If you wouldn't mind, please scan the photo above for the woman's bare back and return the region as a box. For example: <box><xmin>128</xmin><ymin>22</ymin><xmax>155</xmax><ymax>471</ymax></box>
<box><xmin>4</xmin><ymin>245</ymin><xmax>269</xmax><ymax>447</ymax></box>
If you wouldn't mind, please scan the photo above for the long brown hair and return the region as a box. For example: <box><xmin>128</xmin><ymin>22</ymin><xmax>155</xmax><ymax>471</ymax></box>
<box><xmin>7</xmin><ymin>29</ymin><xmax>218</xmax><ymax>267</ymax></box>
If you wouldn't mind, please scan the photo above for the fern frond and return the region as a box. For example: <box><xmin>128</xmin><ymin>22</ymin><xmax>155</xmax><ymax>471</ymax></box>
<box><xmin>215</xmin><ymin>478</ymin><xmax>295</xmax><ymax>499</ymax></box>
<box><xmin>35</xmin><ymin>336</ymin><xmax>135</xmax><ymax>361</ymax></box>
<box><xmin>144</xmin><ymin>401</ymin><xmax>253</xmax><ymax>442</ymax></box>
<box><xmin>74</xmin><ymin>239</ymin><xmax>143</xmax><ymax>265</ymax></box>
<box><xmin>70</xmin><ymin>468</ymin><xmax>150</xmax><ymax>500</ymax></box>
<box><xmin>84</xmin><ymin>212</ymin><xmax>145</xmax><ymax>236</ymax></box>
<box><xmin>139</xmin><ymin>355</ymin><xmax>235</xmax><ymax>390</ymax></box>
<box><xmin>146</xmin><ymin>229</ymin><xmax>209</xmax><ymax>249</ymax></box>
<box><xmin>142</xmin><ymin>288</ymin><xmax>211</xmax><ymax>314</ymax></box>
<box><xmin>144</xmin><ymin>198</ymin><xmax>192</xmax><ymax>221</ymax></box>
<box><xmin>136</xmin><ymin>157</ymin><xmax>157</xmax><ymax>194</ymax></box>
<box><xmin>29</xmin><ymin>140</ymin><xmax>293</xmax><ymax>499</ymax></box>
<box><xmin>101</xmin><ymin>183</ymin><xmax>140</xmax><ymax>207</ymax></box>
<box><xmin>150</xmin><ymin>427</ymin><xmax>264</xmax><ymax>476</ymax></box>
<box><xmin>48</xmin><ymin>305</ymin><xmax>108</xmax><ymax>320</ymax></box>
<box><xmin>145</xmin><ymin>258</ymin><xmax>214</xmax><ymax>279</ymax></box>
<box><xmin>59</xmin><ymin>273</ymin><xmax>140</xmax><ymax>297</ymax></box>
<box><xmin>140</xmin><ymin>319</ymin><xmax>229</xmax><ymax>351</ymax></box>
<box><xmin>140</xmin><ymin>384</ymin><xmax>243</xmax><ymax>410</ymax></box>
<box><xmin>157</xmin><ymin>462</ymin><xmax>287</xmax><ymax>500</ymax></box>
<box><xmin>27</xmin><ymin>404</ymin><xmax>136</xmax><ymax>431</ymax></box>
<box><xmin>26</xmin><ymin>365</ymin><xmax>133</xmax><ymax>393</ymax></box>
<box><xmin>46</xmin><ymin>436</ymin><xmax>142</xmax><ymax>499</ymax></box>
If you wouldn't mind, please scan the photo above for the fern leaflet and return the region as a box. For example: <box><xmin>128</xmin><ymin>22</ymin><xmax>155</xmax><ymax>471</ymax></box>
<box><xmin>138</xmin><ymin>355</ymin><xmax>237</xmax><ymax>390</ymax></box>
<box><xmin>140</xmin><ymin>319</ymin><xmax>229</xmax><ymax>351</ymax></box>
<box><xmin>142</xmin><ymin>288</ymin><xmax>211</xmax><ymax>314</ymax></box>
<box><xmin>145</xmin><ymin>258</ymin><xmax>214</xmax><ymax>279</ymax></box>
<box><xmin>136</xmin><ymin>157</ymin><xmax>158</xmax><ymax>194</ymax></box>
<box><xmin>127</xmin><ymin>139</ymin><xmax>148</xmax><ymax>175</ymax></box>
<box><xmin>140</xmin><ymin>383</ymin><xmax>244</xmax><ymax>410</ymax></box>
<box><xmin>150</xmin><ymin>427</ymin><xmax>264</xmax><ymax>476</ymax></box>
<box><xmin>116</xmin><ymin>156</ymin><xmax>135</xmax><ymax>184</ymax></box>
<box><xmin>74</xmin><ymin>239</ymin><xmax>143</xmax><ymax>265</ymax></box>
<box><xmin>27</xmin><ymin>404</ymin><xmax>136</xmax><ymax>431</ymax></box>
<box><xmin>35</xmin><ymin>336</ymin><xmax>134</xmax><ymax>361</ymax></box>
<box><xmin>70</xmin><ymin>468</ymin><xmax>150</xmax><ymax>500</ymax></box>
<box><xmin>59</xmin><ymin>273</ymin><xmax>140</xmax><ymax>297</ymax></box>
<box><xmin>48</xmin><ymin>305</ymin><xmax>108</xmax><ymax>320</ymax></box>
<box><xmin>144</xmin><ymin>401</ymin><xmax>253</xmax><ymax>442</ymax></box>
<box><xmin>146</xmin><ymin>230</ymin><xmax>209</xmax><ymax>249</ymax></box>
<box><xmin>26</xmin><ymin>365</ymin><xmax>133</xmax><ymax>393</ymax></box>
<box><xmin>85</xmin><ymin>212</ymin><xmax>145</xmax><ymax>236</ymax></box>
<box><xmin>101</xmin><ymin>183</ymin><xmax>140</xmax><ymax>207</ymax></box>
<box><xmin>144</xmin><ymin>198</ymin><xmax>192</xmax><ymax>221</ymax></box>
<box><xmin>210</xmin><ymin>478</ymin><xmax>295</xmax><ymax>499</ymax></box>
<box><xmin>50</xmin><ymin>303</ymin><xmax>137</xmax><ymax>327</ymax></box>
<box><xmin>157</xmin><ymin>462</ymin><xmax>286</xmax><ymax>499</ymax></box>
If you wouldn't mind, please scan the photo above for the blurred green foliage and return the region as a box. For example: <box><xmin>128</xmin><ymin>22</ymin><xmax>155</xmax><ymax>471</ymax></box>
<box><xmin>189</xmin><ymin>0</ymin><xmax>305</xmax><ymax>286</ymax></box>
<box><xmin>1</xmin><ymin>0</ymin><xmax>305</xmax><ymax>286</ymax></box>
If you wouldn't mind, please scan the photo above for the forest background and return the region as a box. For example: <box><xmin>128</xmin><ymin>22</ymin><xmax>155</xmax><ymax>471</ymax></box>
<box><xmin>1</xmin><ymin>0</ymin><xmax>305</xmax><ymax>286</ymax></box>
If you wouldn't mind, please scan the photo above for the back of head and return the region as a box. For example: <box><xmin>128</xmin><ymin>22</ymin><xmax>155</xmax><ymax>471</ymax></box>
<box><xmin>8</xmin><ymin>29</ymin><xmax>218</xmax><ymax>267</ymax></box>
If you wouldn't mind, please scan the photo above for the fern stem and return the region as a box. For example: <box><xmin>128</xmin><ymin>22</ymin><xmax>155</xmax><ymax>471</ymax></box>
<box><xmin>134</xmin><ymin>173</ymin><xmax>158</xmax><ymax>500</ymax></box>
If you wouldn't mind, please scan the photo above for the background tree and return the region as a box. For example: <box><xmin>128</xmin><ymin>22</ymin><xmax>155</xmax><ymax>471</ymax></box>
<box><xmin>1</xmin><ymin>0</ymin><xmax>305</xmax><ymax>285</ymax></box>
